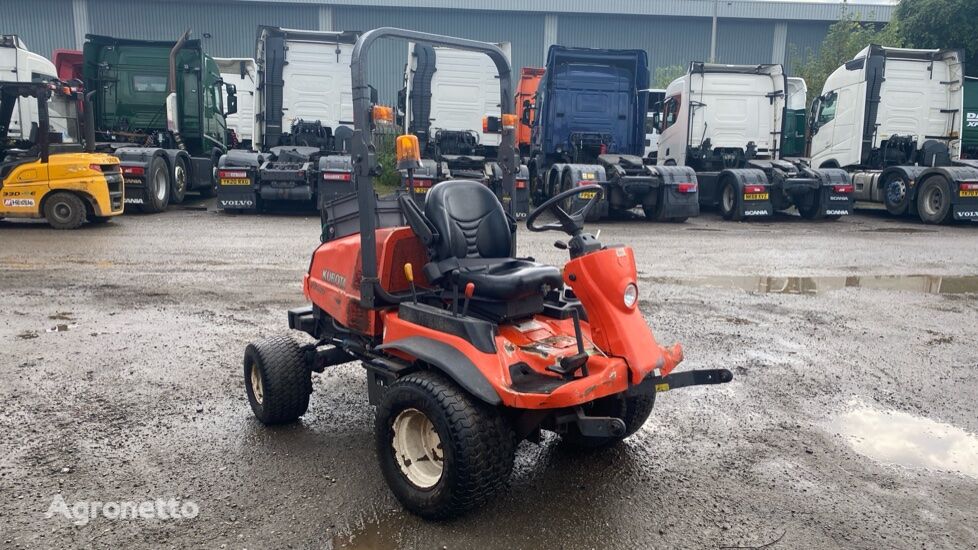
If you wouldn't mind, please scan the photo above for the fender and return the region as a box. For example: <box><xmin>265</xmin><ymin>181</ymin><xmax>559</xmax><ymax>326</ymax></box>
<box><xmin>113</xmin><ymin>147</ymin><xmax>169</xmax><ymax>169</ymax></box>
<box><xmin>717</xmin><ymin>168</ymin><xmax>773</xmax><ymax>217</ymax></box>
<box><xmin>319</xmin><ymin>154</ymin><xmax>356</xmax><ymax>208</ymax></box>
<box><xmin>376</xmin><ymin>336</ymin><xmax>502</xmax><ymax>406</ymax></box>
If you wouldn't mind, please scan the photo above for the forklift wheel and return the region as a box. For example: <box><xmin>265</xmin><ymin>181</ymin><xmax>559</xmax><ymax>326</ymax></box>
<box><xmin>43</xmin><ymin>192</ymin><xmax>87</xmax><ymax>230</ymax></box>
<box><xmin>562</xmin><ymin>393</ymin><xmax>656</xmax><ymax>449</ymax></box>
<box><xmin>243</xmin><ymin>334</ymin><xmax>312</xmax><ymax>425</ymax></box>
<box><xmin>375</xmin><ymin>371</ymin><xmax>515</xmax><ymax>519</ymax></box>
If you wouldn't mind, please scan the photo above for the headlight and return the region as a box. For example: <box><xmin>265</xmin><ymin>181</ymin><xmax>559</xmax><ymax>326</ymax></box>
<box><xmin>623</xmin><ymin>283</ymin><xmax>638</xmax><ymax>309</ymax></box>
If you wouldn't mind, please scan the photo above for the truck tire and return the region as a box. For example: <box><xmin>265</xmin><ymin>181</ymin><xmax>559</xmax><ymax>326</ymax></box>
<box><xmin>197</xmin><ymin>153</ymin><xmax>220</xmax><ymax>198</ymax></box>
<box><xmin>170</xmin><ymin>156</ymin><xmax>189</xmax><ymax>204</ymax></box>
<box><xmin>375</xmin><ymin>370</ymin><xmax>515</xmax><ymax>519</ymax></box>
<box><xmin>142</xmin><ymin>156</ymin><xmax>170</xmax><ymax>213</ymax></box>
<box><xmin>43</xmin><ymin>192</ymin><xmax>86</xmax><ymax>230</ymax></box>
<box><xmin>916</xmin><ymin>176</ymin><xmax>952</xmax><ymax>224</ymax></box>
<box><xmin>644</xmin><ymin>193</ymin><xmax>687</xmax><ymax>223</ymax></box>
<box><xmin>883</xmin><ymin>173</ymin><xmax>910</xmax><ymax>216</ymax></box>
<box><xmin>720</xmin><ymin>179</ymin><xmax>743</xmax><ymax>221</ymax></box>
<box><xmin>243</xmin><ymin>334</ymin><xmax>312</xmax><ymax>425</ymax></box>
<box><xmin>562</xmin><ymin>392</ymin><xmax>656</xmax><ymax>449</ymax></box>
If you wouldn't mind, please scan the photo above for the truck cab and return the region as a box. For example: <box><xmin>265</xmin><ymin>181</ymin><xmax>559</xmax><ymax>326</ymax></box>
<box><xmin>641</xmin><ymin>88</ymin><xmax>665</xmax><ymax>161</ymax></box>
<box><xmin>0</xmin><ymin>35</ymin><xmax>58</xmax><ymax>141</ymax></box>
<box><xmin>214</xmin><ymin>57</ymin><xmax>257</xmax><ymax>150</ymax></box>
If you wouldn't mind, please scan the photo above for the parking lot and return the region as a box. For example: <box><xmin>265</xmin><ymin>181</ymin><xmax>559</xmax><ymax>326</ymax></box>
<box><xmin>2</xmin><ymin>202</ymin><xmax>977</xmax><ymax>549</ymax></box>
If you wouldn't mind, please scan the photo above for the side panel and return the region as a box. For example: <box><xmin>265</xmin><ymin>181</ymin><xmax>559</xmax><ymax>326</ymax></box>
<box><xmin>280</xmin><ymin>41</ymin><xmax>354</xmax><ymax>131</ymax></box>
<box><xmin>689</xmin><ymin>71</ymin><xmax>782</xmax><ymax>156</ymax></box>
<box><xmin>876</xmin><ymin>57</ymin><xmax>962</xmax><ymax>153</ymax></box>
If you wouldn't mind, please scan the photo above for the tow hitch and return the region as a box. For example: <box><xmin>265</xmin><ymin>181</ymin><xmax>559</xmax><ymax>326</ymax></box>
<box><xmin>629</xmin><ymin>368</ymin><xmax>733</xmax><ymax>396</ymax></box>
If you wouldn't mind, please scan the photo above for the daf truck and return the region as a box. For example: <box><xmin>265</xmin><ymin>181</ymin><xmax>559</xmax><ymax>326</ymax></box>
<box><xmin>83</xmin><ymin>32</ymin><xmax>237</xmax><ymax>213</ymax></box>
<box><xmin>810</xmin><ymin>45</ymin><xmax>978</xmax><ymax>223</ymax></box>
<box><xmin>216</xmin><ymin>27</ymin><xmax>357</xmax><ymax>213</ymax></box>
<box><xmin>657</xmin><ymin>63</ymin><xmax>852</xmax><ymax>221</ymax></box>
<box><xmin>402</xmin><ymin>42</ymin><xmax>529</xmax><ymax>217</ymax></box>
<box><xmin>964</xmin><ymin>76</ymin><xmax>978</xmax><ymax>160</ymax></box>
<box><xmin>526</xmin><ymin>46</ymin><xmax>699</xmax><ymax>222</ymax></box>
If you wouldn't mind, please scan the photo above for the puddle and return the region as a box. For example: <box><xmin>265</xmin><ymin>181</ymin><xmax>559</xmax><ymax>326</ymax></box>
<box><xmin>331</xmin><ymin>514</ymin><xmax>410</xmax><ymax>549</ymax></box>
<box><xmin>645</xmin><ymin>275</ymin><xmax>978</xmax><ymax>295</ymax></box>
<box><xmin>830</xmin><ymin>405</ymin><xmax>978</xmax><ymax>479</ymax></box>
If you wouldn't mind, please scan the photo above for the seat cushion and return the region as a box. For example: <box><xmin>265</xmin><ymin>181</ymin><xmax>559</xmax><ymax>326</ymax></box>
<box><xmin>452</xmin><ymin>259</ymin><xmax>563</xmax><ymax>301</ymax></box>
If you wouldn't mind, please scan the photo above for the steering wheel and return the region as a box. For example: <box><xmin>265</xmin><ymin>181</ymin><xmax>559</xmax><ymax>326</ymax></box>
<box><xmin>526</xmin><ymin>184</ymin><xmax>604</xmax><ymax>234</ymax></box>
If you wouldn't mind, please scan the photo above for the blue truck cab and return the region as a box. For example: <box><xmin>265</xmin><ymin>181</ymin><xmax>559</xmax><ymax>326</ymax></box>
<box><xmin>526</xmin><ymin>46</ymin><xmax>698</xmax><ymax>222</ymax></box>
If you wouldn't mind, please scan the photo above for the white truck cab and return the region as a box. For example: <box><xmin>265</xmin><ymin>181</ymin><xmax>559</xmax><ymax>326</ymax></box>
<box><xmin>0</xmin><ymin>35</ymin><xmax>58</xmax><ymax>140</ymax></box>
<box><xmin>641</xmin><ymin>88</ymin><xmax>665</xmax><ymax>160</ymax></box>
<box><xmin>214</xmin><ymin>57</ymin><xmax>257</xmax><ymax>149</ymax></box>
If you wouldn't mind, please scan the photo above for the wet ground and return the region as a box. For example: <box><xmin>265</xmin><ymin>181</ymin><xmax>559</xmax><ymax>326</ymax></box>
<box><xmin>2</xmin><ymin>200</ymin><xmax>977</xmax><ymax>549</ymax></box>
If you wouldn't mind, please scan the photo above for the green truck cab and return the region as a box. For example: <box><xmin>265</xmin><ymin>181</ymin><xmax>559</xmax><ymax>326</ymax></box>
<box><xmin>83</xmin><ymin>32</ymin><xmax>237</xmax><ymax>212</ymax></box>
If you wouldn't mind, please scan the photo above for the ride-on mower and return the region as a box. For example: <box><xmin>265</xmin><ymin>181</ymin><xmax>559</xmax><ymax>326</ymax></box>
<box><xmin>243</xmin><ymin>28</ymin><xmax>733</xmax><ymax>519</ymax></box>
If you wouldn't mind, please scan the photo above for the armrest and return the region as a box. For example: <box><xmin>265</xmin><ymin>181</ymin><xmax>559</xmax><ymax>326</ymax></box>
<box><xmin>398</xmin><ymin>194</ymin><xmax>439</xmax><ymax>246</ymax></box>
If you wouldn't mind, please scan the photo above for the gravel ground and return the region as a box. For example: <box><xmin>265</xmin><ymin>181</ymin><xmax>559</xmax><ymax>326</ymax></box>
<box><xmin>1</xmin><ymin>200</ymin><xmax>977</xmax><ymax>549</ymax></box>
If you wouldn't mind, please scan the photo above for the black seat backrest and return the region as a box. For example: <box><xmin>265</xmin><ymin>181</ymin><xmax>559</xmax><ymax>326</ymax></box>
<box><xmin>424</xmin><ymin>180</ymin><xmax>511</xmax><ymax>261</ymax></box>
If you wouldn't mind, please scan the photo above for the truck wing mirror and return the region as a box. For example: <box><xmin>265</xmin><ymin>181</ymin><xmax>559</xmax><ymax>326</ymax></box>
<box><xmin>224</xmin><ymin>83</ymin><xmax>238</xmax><ymax>117</ymax></box>
<box><xmin>652</xmin><ymin>112</ymin><xmax>660</xmax><ymax>129</ymax></box>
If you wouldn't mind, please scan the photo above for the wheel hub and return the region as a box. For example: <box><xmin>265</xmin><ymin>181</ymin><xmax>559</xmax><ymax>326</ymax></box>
<box><xmin>250</xmin><ymin>364</ymin><xmax>264</xmax><ymax>405</ymax></box>
<box><xmin>175</xmin><ymin>165</ymin><xmax>187</xmax><ymax>193</ymax></box>
<box><xmin>392</xmin><ymin>408</ymin><xmax>443</xmax><ymax>489</ymax></box>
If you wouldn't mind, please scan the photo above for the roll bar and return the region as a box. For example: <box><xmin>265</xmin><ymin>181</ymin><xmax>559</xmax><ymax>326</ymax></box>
<box><xmin>350</xmin><ymin>28</ymin><xmax>517</xmax><ymax>309</ymax></box>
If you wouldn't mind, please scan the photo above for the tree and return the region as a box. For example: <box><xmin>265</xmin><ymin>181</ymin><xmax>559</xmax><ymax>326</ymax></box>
<box><xmin>895</xmin><ymin>0</ymin><xmax>978</xmax><ymax>76</ymax></box>
<box><xmin>790</xmin><ymin>11</ymin><xmax>903</xmax><ymax>103</ymax></box>
<box><xmin>653</xmin><ymin>65</ymin><xmax>686</xmax><ymax>89</ymax></box>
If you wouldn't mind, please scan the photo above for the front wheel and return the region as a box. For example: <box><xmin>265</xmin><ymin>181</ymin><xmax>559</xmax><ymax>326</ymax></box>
<box><xmin>243</xmin><ymin>334</ymin><xmax>312</xmax><ymax>425</ymax></box>
<box><xmin>883</xmin><ymin>173</ymin><xmax>910</xmax><ymax>216</ymax></box>
<box><xmin>375</xmin><ymin>371</ymin><xmax>515</xmax><ymax>519</ymax></box>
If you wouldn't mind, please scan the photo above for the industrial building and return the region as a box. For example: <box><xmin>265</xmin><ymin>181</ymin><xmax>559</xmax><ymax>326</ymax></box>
<box><xmin>3</xmin><ymin>0</ymin><xmax>894</xmax><ymax>102</ymax></box>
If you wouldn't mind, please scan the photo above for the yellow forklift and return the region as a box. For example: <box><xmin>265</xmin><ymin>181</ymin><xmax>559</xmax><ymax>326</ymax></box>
<box><xmin>0</xmin><ymin>80</ymin><xmax>122</xmax><ymax>229</ymax></box>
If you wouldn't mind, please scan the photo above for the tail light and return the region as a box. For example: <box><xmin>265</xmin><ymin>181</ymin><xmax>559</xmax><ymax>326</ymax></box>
<box><xmin>219</xmin><ymin>170</ymin><xmax>248</xmax><ymax>179</ymax></box>
<box><xmin>833</xmin><ymin>184</ymin><xmax>854</xmax><ymax>193</ymax></box>
<box><xmin>323</xmin><ymin>172</ymin><xmax>351</xmax><ymax>182</ymax></box>
<box><xmin>88</xmin><ymin>164</ymin><xmax>102</xmax><ymax>172</ymax></box>
<box><xmin>599</xmin><ymin>143</ymin><xmax>608</xmax><ymax>154</ymax></box>
<box><xmin>122</xmin><ymin>166</ymin><xmax>145</xmax><ymax>176</ymax></box>
<box><xmin>515</xmin><ymin>179</ymin><xmax>527</xmax><ymax>189</ymax></box>
<box><xmin>744</xmin><ymin>185</ymin><xmax>766</xmax><ymax>194</ymax></box>
<box><xmin>412</xmin><ymin>178</ymin><xmax>434</xmax><ymax>188</ymax></box>
<box><xmin>676</xmin><ymin>182</ymin><xmax>697</xmax><ymax>193</ymax></box>
<box><xmin>960</xmin><ymin>182</ymin><xmax>978</xmax><ymax>191</ymax></box>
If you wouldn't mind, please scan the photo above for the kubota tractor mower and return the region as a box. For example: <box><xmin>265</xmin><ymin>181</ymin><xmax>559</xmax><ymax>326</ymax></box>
<box><xmin>243</xmin><ymin>28</ymin><xmax>733</xmax><ymax>519</ymax></box>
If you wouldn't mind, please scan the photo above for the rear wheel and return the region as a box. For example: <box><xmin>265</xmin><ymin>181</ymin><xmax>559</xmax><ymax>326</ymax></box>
<box><xmin>43</xmin><ymin>192</ymin><xmax>86</xmax><ymax>230</ymax></box>
<box><xmin>198</xmin><ymin>155</ymin><xmax>220</xmax><ymax>198</ymax></box>
<box><xmin>171</xmin><ymin>156</ymin><xmax>189</xmax><ymax>204</ymax></box>
<box><xmin>562</xmin><ymin>393</ymin><xmax>656</xmax><ymax>449</ymax></box>
<box><xmin>244</xmin><ymin>334</ymin><xmax>311</xmax><ymax>425</ymax></box>
<box><xmin>142</xmin><ymin>156</ymin><xmax>170</xmax><ymax>213</ymax></box>
<box><xmin>375</xmin><ymin>371</ymin><xmax>515</xmax><ymax>519</ymax></box>
<box><xmin>719</xmin><ymin>179</ymin><xmax>742</xmax><ymax>221</ymax></box>
<box><xmin>644</xmin><ymin>190</ymin><xmax>687</xmax><ymax>223</ymax></box>
<box><xmin>883</xmin><ymin>173</ymin><xmax>910</xmax><ymax>216</ymax></box>
<box><xmin>916</xmin><ymin>176</ymin><xmax>952</xmax><ymax>224</ymax></box>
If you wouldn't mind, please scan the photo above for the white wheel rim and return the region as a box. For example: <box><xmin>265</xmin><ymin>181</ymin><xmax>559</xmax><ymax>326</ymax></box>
<box><xmin>250</xmin><ymin>364</ymin><xmax>264</xmax><ymax>405</ymax></box>
<box><xmin>392</xmin><ymin>408</ymin><xmax>443</xmax><ymax>489</ymax></box>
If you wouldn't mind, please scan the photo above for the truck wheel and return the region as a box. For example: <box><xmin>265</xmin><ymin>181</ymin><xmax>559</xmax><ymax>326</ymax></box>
<box><xmin>720</xmin><ymin>180</ymin><xmax>742</xmax><ymax>221</ymax></box>
<box><xmin>883</xmin><ymin>173</ymin><xmax>910</xmax><ymax>216</ymax></box>
<box><xmin>916</xmin><ymin>176</ymin><xmax>952</xmax><ymax>224</ymax></box>
<box><xmin>797</xmin><ymin>200</ymin><xmax>823</xmax><ymax>220</ymax></box>
<box><xmin>43</xmin><ymin>192</ymin><xmax>86</xmax><ymax>230</ymax></box>
<box><xmin>375</xmin><ymin>371</ymin><xmax>515</xmax><ymax>519</ymax></box>
<box><xmin>170</xmin><ymin>156</ymin><xmax>189</xmax><ymax>204</ymax></box>
<box><xmin>142</xmin><ymin>156</ymin><xmax>170</xmax><ymax>213</ymax></box>
<box><xmin>198</xmin><ymin>157</ymin><xmax>220</xmax><ymax>198</ymax></box>
<box><xmin>562</xmin><ymin>393</ymin><xmax>656</xmax><ymax>449</ymax></box>
<box><xmin>645</xmin><ymin>193</ymin><xmax>687</xmax><ymax>223</ymax></box>
<box><xmin>243</xmin><ymin>334</ymin><xmax>312</xmax><ymax>425</ymax></box>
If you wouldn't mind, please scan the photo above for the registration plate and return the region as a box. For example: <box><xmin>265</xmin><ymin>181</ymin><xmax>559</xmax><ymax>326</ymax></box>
<box><xmin>220</xmin><ymin>178</ymin><xmax>250</xmax><ymax>186</ymax></box>
<box><xmin>413</xmin><ymin>187</ymin><xmax>429</xmax><ymax>194</ymax></box>
<box><xmin>578</xmin><ymin>191</ymin><xmax>597</xmax><ymax>199</ymax></box>
<box><xmin>960</xmin><ymin>190</ymin><xmax>978</xmax><ymax>197</ymax></box>
<box><xmin>744</xmin><ymin>193</ymin><xmax>769</xmax><ymax>201</ymax></box>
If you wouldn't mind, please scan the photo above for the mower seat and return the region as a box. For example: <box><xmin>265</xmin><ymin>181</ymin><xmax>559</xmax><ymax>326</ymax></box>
<box><xmin>423</xmin><ymin>180</ymin><xmax>562</xmax><ymax>302</ymax></box>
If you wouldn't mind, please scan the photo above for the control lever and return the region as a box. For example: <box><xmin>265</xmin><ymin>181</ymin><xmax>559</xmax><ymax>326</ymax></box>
<box><xmin>404</xmin><ymin>263</ymin><xmax>417</xmax><ymax>304</ymax></box>
<box><xmin>553</xmin><ymin>240</ymin><xmax>568</xmax><ymax>250</ymax></box>
<box><xmin>461</xmin><ymin>283</ymin><xmax>475</xmax><ymax>316</ymax></box>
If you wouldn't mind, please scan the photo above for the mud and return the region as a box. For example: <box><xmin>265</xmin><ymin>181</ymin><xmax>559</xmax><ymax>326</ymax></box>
<box><xmin>1</xmin><ymin>201</ymin><xmax>977</xmax><ymax>548</ymax></box>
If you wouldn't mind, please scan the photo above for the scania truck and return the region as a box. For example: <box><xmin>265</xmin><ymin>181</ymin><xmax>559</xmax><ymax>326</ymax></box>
<box><xmin>810</xmin><ymin>45</ymin><xmax>978</xmax><ymax>223</ymax></box>
<box><xmin>657</xmin><ymin>63</ymin><xmax>852</xmax><ymax>221</ymax></box>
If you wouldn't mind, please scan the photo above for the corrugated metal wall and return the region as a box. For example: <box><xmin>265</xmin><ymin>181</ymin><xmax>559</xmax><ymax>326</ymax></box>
<box><xmin>0</xmin><ymin>0</ymin><xmax>76</xmax><ymax>59</ymax></box>
<box><xmin>333</xmin><ymin>7</ymin><xmax>545</xmax><ymax>105</ymax></box>
<box><xmin>784</xmin><ymin>21</ymin><xmax>833</xmax><ymax>74</ymax></box>
<box><xmin>86</xmin><ymin>0</ymin><xmax>320</xmax><ymax>58</ymax></box>
<box><xmin>556</xmin><ymin>14</ymin><xmax>712</xmax><ymax>84</ymax></box>
<box><xmin>716</xmin><ymin>19</ymin><xmax>776</xmax><ymax>65</ymax></box>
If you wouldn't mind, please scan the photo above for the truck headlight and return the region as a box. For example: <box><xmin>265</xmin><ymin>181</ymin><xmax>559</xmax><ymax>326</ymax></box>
<box><xmin>623</xmin><ymin>283</ymin><xmax>638</xmax><ymax>309</ymax></box>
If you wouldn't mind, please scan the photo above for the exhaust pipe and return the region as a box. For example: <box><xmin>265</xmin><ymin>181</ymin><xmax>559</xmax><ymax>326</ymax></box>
<box><xmin>168</xmin><ymin>29</ymin><xmax>191</xmax><ymax>94</ymax></box>
<box><xmin>83</xmin><ymin>90</ymin><xmax>96</xmax><ymax>153</ymax></box>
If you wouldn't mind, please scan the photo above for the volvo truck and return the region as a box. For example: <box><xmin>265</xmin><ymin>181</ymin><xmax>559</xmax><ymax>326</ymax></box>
<box><xmin>402</xmin><ymin>42</ymin><xmax>529</xmax><ymax>217</ymax></box>
<box><xmin>83</xmin><ymin>32</ymin><xmax>237</xmax><ymax>213</ymax></box>
<box><xmin>214</xmin><ymin>57</ymin><xmax>257</xmax><ymax>149</ymax></box>
<box><xmin>216</xmin><ymin>27</ymin><xmax>357</xmax><ymax>213</ymax></box>
<box><xmin>526</xmin><ymin>46</ymin><xmax>699</xmax><ymax>222</ymax></box>
<box><xmin>810</xmin><ymin>46</ymin><xmax>978</xmax><ymax>224</ymax></box>
<box><xmin>657</xmin><ymin>63</ymin><xmax>852</xmax><ymax>221</ymax></box>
